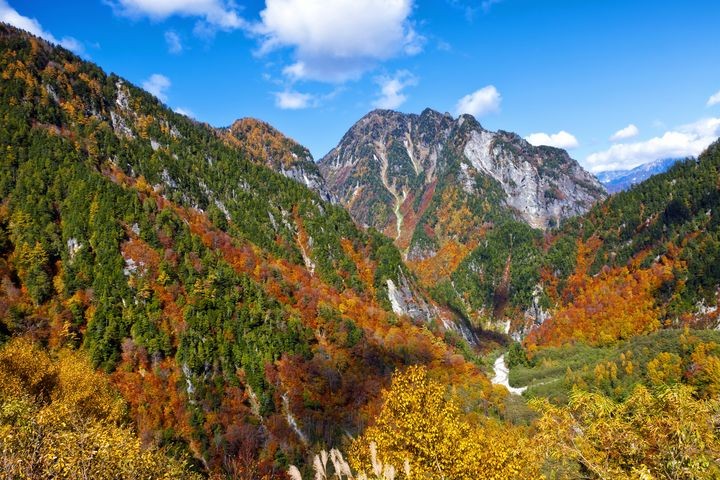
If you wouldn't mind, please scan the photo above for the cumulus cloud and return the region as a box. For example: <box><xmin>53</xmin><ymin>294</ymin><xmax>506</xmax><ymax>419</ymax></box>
<box><xmin>372</xmin><ymin>71</ymin><xmax>418</xmax><ymax>109</ymax></box>
<box><xmin>255</xmin><ymin>0</ymin><xmax>422</xmax><ymax>82</ymax></box>
<box><xmin>525</xmin><ymin>131</ymin><xmax>579</xmax><ymax>149</ymax></box>
<box><xmin>142</xmin><ymin>74</ymin><xmax>171</xmax><ymax>102</ymax></box>
<box><xmin>708</xmin><ymin>90</ymin><xmax>720</xmax><ymax>107</ymax></box>
<box><xmin>109</xmin><ymin>0</ymin><xmax>423</xmax><ymax>83</ymax></box>
<box><xmin>455</xmin><ymin>85</ymin><xmax>501</xmax><ymax>117</ymax></box>
<box><xmin>274</xmin><ymin>90</ymin><xmax>315</xmax><ymax>110</ymax></box>
<box><xmin>586</xmin><ymin>117</ymin><xmax>720</xmax><ymax>172</ymax></box>
<box><xmin>610</xmin><ymin>124</ymin><xmax>639</xmax><ymax>141</ymax></box>
<box><xmin>109</xmin><ymin>0</ymin><xmax>244</xmax><ymax>30</ymax></box>
<box><xmin>0</xmin><ymin>0</ymin><xmax>85</xmax><ymax>55</ymax></box>
<box><xmin>164</xmin><ymin>31</ymin><xmax>183</xmax><ymax>54</ymax></box>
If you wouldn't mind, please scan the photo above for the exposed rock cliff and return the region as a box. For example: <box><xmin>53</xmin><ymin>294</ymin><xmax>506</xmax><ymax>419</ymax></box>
<box><xmin>319</xmin><ymin>109</ymin><xmax>606</xmax><ymax>258</ymax></box>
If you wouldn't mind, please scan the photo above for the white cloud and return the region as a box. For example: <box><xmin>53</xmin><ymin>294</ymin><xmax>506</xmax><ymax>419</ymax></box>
<box><xmin>586</xmin><ymin>117</ymin><xmax>720</xmax><ymax>172</ymax></box>
<box><xmin>173</xmin><ymin>106</ymin><xmax>194</xmax><ymax>117</ymax></box>
<box><xmin>481</xmin><ymin>0</ymin><xmax>503</xmax><ymax>12</ymax></box>
<box><xmin>525</xmin><ymin>131</ymin><xmax>579</xmax><ymax>149</ymax></box>
<box><xmin>274</xmin><ymin>90</ymin><xmax>315</xmax><ymax>110</ymax></box>
<box><xmin>109</xmin><ymin>0</ymin><xmax>244</xmax><ymax>30</ymax></box>
<box><xmin>455</xmin><ymin>85</ymin><xmax>501</xmax><ymax>117</ymax></box>
<box><xmin>255</xmin><ymin>0</ymin><xmax>422</xmax><ymax>82</ymax></box>
<box><xmin>282</xmin><ymin>62</ymin><xmax>308</xmax><ymax>80</ymax></box>
<box><xmin>610</xmin><ymin>124</ymin><xmax>639</xmax><ymax>141</ymax></box>
<box><xmin>164</xmin><ymin>31</ymin><xmax>182</xmax><ymax>54</ymax></box>
<box><xmin>708</xmin><ymin>90</ymin><xmax>720</xmax><ymax>107</ymax></box>
<box><xmin>142</xmin><ymin>74</ymin><xmax>171</xmax><ymax>102</ymax></box>
<box><xmin>372</xmin><ymin>70</ymin><xmax>418</xmax><ymax>109</ymax></box>
<box><xmin>448</xmin><ymin>0</ymin><xmax>503</xmax><ymax>20</ymax></box>
<box><xmin>0</xmin><ymin>0</ymin><xmax>85</xmax><ymax>55</ymax></box>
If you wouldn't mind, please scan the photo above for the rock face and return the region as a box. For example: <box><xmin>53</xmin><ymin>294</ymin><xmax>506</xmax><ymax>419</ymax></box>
<box><xmin>461</xmin><ymin>128</ymin><xmax>605</xmax><ymax>229</ymax></box>
<box><xmin>221</xmin><ymin>118</ymin><xmax>335</xmax><ymax>202</ymax></box>
<box><xmin>319</xmin><ymin>109</ymin><xmax>606</xmax><ymax>256</ymax></box>
<box><xmin>385</xmin><ymin>269</ymin><xmax>479</xmax><ymax>345</ymax></box>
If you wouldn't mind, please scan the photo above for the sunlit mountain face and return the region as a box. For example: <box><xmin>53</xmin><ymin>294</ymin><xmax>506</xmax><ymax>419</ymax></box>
<box><xmin>1</xmin><ymin>0</ymin><xmax>720</xmax><ymax>477</ymax></box>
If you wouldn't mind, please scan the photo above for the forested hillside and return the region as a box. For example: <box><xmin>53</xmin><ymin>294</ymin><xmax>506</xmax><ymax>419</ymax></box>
<box><xmin>2</xmin><ymin>20</ymin><xmax>720</xmax><ymax>480</ymax></box>
<box><xmin>416</xmin><ymin>140</ymin><xmax>720</xmax><ymax>345</ymax></box>
<box><xmin>0</xmin><ymin>24</ymin><xmax>499</xmax><ymax>477</ymax></box>
<box><xmin>530</xmin><ymin>141</ymin><xmax>720</xmax><ymax>345</ymax></box>
<box><xmin>318</xmin><ymin>110</ymin><xmax>606</xmax><ymax>334</ymax></box>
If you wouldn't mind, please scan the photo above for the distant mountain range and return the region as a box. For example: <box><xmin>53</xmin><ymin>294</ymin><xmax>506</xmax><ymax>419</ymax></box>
<box><xmin>596</xmin><ymin>157</ymin><xmax>683</xmax><ymax>193</ymax></box>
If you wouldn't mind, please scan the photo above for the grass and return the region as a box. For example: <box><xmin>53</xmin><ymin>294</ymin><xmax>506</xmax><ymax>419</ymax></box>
<box><xmin>508</xmin><ymin>329</ymin><xmax>720</xmax><ymax>405</ymax></box>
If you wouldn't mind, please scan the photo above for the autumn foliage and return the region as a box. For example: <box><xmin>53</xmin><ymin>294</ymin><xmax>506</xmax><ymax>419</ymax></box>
<box><xmin>528</xmin><ymin>238</ymin><xmax>679</xmax><ymax>347</ymax></box>
<box><xmin>5</xmin><ymin>22</ymin><xmax>720</xmax><ymax>480</ymax></box>
<box><xmin>0</xmin><ymin>338</ymin><xmax>200</xmax><ymax>479</ymax></box>
<box><xmin>408</xmin><ymin>239</ymin><xmax>470</xmax><ymax>287</ymax></box>
<box><xmin>532</xmin><ymin>384</ymin><xmax>720</xmax><ymax>479</ymax></box>
<box><xmin>349</xmin><ymin>365</ymin><xmax>537</xmax><ymax>480</ymax></box>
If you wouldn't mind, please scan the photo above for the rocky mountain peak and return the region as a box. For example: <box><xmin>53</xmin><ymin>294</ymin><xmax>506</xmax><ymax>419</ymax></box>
<box><xmin>319</xmin><ymin>109</ymin><xmax>606</xmax><ymax>256</ymax></box>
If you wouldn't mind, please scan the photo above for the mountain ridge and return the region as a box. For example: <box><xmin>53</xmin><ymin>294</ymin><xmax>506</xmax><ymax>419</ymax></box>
<box><xmin>220</xmin><ymin>117</ymin><xmax>335</xmax><ymax>202</ymax></box>
<box><xmin>319</xmin><ymin>107</ymin><xmax>606</xmax><ymax>260</ymax></box>
<box><xmin>596</xmin><ymin>157</ymin><xmax>683</xmax><ymax>193</ymax></box>
<box><xmin>0</xmin><ymin>23</ymin><xmax>497</xmax><ymax>475</ymax></box>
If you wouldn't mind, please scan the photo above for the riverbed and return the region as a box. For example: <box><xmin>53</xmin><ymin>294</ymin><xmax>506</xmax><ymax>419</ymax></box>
<box><xmin>491</xmin><ymin>354</ymin><xmax>527</xmax><ymax>395</ymax></box>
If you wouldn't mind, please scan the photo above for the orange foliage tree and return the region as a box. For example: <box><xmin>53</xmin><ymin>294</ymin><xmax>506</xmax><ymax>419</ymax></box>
<box><xmin>528</xmin><ymin>238</ymin><xmax>678</xmax><ymax>347</ymax></box>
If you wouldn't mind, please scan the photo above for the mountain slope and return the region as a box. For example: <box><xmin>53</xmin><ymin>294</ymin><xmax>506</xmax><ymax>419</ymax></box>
<box><xmin>0</xmin><ymin>23</ymin><xmax>497</xmax><ymax>476</ymax></box>
<box><xmin>527</xmin><ymin>140</ymin><xmax>720</xmax><ymax>344</ymax></box>
<box><xmin>596</xmin><ymin>157</ymin><xmax>682</xmax><ymax>193</ymax></box>
<box><xmin>220</xmin><ymin>118</ymin><xmax>334</xmax><ymax>202</ymax></box>
<box><xmin>431</xmin><ymin>140</ymin><xmax>720</xmax><ymax>343</ymax></box>
<box><xmin>319</xmin><ymin>109</ymin><xmax>606</xmax><ymax>259</ymax></box>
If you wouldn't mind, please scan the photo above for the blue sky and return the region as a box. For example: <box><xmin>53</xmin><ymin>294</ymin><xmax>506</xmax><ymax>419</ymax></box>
<box><xmin>3</xmin><ymin>0</ymin><xmax>720</xmax><ymax>172</ymax></box>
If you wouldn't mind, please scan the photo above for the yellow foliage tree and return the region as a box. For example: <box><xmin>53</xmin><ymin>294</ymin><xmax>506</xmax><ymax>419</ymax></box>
<box><xmin>646</xmin><ymin>352</ymin><xmax>683</xmax><ymax>386</ymax></box>
<box><xmin>689</xmin><ymin>342</ymin><xmax>720</xmax><ymax>398</ymax></box>
<box><xmin>531</xmin><ymin>384</ymin><xmax>720</xmax><ymax>479</ymax></box>
<box><xmin>0</xmin><ymin>338</ymin><xmax>201</xmax><ymax>479</ymax></box>
<box><xmin>348</xmin><ymin>365</ymin><xmax>537</xmax><ymax>479</ymax></box>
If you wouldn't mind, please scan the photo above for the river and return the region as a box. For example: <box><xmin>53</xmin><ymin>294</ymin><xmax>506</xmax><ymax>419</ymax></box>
<box><xmin>491</xmin><ymin>354</ymin><xmax>527</xmax><ymax>395</ymax></box>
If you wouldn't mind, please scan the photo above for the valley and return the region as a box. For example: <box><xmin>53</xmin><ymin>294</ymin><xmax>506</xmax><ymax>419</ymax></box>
<box><xmin>1</xmin><ymin>19</ymin><xmax>719</xmax><ymax>480</ymax></box>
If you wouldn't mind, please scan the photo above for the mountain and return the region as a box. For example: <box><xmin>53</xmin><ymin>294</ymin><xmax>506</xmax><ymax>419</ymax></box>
<box><xmin>420</xmin><ymin>139</ymin><xmax>720</xmax><ymax>343</ymax></box>
<box><xmin>319</xmin><ymin>109</ymin><xmax>606</xmax><ymax>260</ymax></box>
<box><xmin>596</xmin><ymin>157</ymin><xmax>682</xmax><ymax>193</ymax></box>
<box><xmin>526</xmin><ymin>141</ymin><xmax>720</xmax><ymax>344</ymax></box>
<box><xmin>426</xmin><ymin>140</ymin><xmax>720</xmax><ymax>340</ymax></box>
<box><xmin>318</xmin><ymin>109</ymin><xmax>606</xmax><ymax>331</ymax></box>
<box><xmin>3</xmin><ymin>21</ymin><xmax>720</xmax><ymax>480</ymax></box>
<box><xmin>0</xmin><ymin>24</ymin><xmax>495</xmax><ymax>476</ymax></box>
<box><xmin>220</xmin><ymin>118</ymin><xmax>335</xmax><ymax>202</ymax></box>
